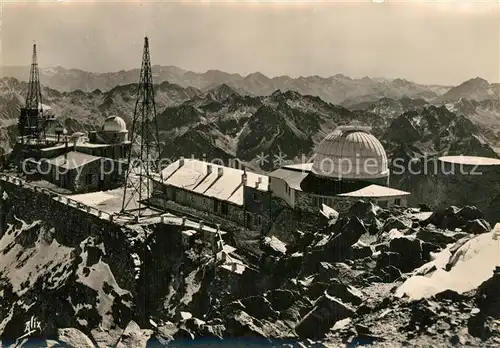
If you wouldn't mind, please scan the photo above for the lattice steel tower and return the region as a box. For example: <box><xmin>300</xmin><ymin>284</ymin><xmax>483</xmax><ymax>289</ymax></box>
<box><xmin>121</xmin><ymin>37</ymin><xmax>164</xmax><ymax>219</ymax></box>
<box><xmin>19</xmin><ymin>43</ymin><xmax>45</xmax><ymax>144</ymax></box>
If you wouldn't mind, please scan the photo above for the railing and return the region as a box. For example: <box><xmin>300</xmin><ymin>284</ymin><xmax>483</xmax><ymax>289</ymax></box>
<box><xmin>158</xmin><ymin>214</ymin><xmax>223</xmax><ymax>234</ymax></box>
<box><xmin>0</xmin><ymin>173</ymin><xmax>224</xmax><ymax>233</ymax></box>
<box><xmin>0</xmin><ymin>173</ymin><xmax>114</xmax><ymax>221</ymax></box>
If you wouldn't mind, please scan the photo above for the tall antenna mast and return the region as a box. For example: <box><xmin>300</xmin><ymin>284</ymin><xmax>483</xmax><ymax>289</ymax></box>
<box><xmin>121</xmin><ymin>37</ymin><xmax>164</xmax><ymax>219</ymax></box>
<box><xmin>25</xmin><ymin>42</ymin><xmax>43</xmax><ymax>110</ymax></box>
<box><xmin>19</xmin><ymin>42</ymin><xmax>44</xmax><ymax>145</ymax></box>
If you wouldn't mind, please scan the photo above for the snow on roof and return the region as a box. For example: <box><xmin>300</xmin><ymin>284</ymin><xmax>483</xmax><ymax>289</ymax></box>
<box><xmin>268</xmin><ymin>167</ymin><xmax>308</xmax><ymax>190</ymax></box>
<box><xmin>338</xmin><ymin>184</ymin><xmax>410</xmax><ymax>198</ymax></box>
<box><xmin>46</xmin><ymin>151</ymin><xmax>102</xmax><ymax>170</ymax></box>
<box><xmin>76</xmin><ymin>143</ymin><xmax>110</xmax><ymax>149</ymax></box>
<box><xmin>40</xmin><ymin>144</ymin><xmax>66</xmax><ymax>152</ymax></box>
<box><xmin>154</xmin><ymin>159</ymin><xmax>269</xmax><ymax>206</ymax></box>
<box><xmin>439</xmin><ymin>155</ymin><xmax>500</xmax><ymax>166</ymax></box>
<box><xmin>282</xmin><ymin>162</ymin><xmax>313</xmax><ymax>171</ymax></box>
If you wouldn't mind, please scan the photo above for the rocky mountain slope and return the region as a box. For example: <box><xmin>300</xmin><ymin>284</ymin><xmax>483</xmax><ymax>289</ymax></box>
<box><xmin>349</xmin><ymin>95</ymin><xmax>500</xmax><ymax>150</ymax></box>
<box><xmin>2</xmin><ymin>66</ymin><xmax>452</xmax><ymax>105</ymax></box>
<box><xmin>1</xmin><ymin>185</ymin><xmax>499</xmax><ymax>346</ymax></box>
<box><xmin>158</xmin><ymin>86</ymin><xmax>388</xmax><ymax>170</ymax></box>
<box><xmin>438</xmin><ymin>77</ymin><xmax>499</xmax><ymax>103</ymax></box>
<box><xmin>381</xmin><ymin>105</ymin><xmax>499</xmax><ymax>208</ymax></box>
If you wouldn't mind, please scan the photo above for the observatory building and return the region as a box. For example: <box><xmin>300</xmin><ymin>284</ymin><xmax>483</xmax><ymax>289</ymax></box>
<box><xmin>269</xmin><ymin>126</ymin><xmax>410</xmax><ymax>212</ymax></box>
<box><xmin>21</xmin><ymin>115</ymin><xmax>131</xmax><ymax>194</ymax></box>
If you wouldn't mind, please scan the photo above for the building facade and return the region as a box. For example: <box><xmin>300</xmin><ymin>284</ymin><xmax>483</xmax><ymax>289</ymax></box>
<box><xmin>151</xmin><ymin>158</ymin><xmax>271</xmax><ymax>233</ymax></box>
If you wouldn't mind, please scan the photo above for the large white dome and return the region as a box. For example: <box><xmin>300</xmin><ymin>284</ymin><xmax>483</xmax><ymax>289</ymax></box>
<box><xmin>102</xmin><ymin>115</ymin><xmax>127</xmax><ymax>132</ymax></box>
<box><xmin>311</xmin><ymin>126</ymin><xmax>389</xmax><ymax>181</ymax></box>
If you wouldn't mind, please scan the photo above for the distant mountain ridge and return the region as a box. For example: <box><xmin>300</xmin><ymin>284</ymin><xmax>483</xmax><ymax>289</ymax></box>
<box><xmin>2</xmin><ymin>65</ymin><xmax>454</xmax><ymax>105</ymax></box>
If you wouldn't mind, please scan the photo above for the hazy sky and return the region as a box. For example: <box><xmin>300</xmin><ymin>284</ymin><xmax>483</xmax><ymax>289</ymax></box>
<box><xmin>2</xmin><ymin>0</ymin><xmax>499</xmax><ymax>85</ymax></box>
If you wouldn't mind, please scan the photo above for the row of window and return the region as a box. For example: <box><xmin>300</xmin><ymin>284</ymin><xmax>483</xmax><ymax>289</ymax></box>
<box><xmin>312</xmin><ymin>195</ymin><xmax>335</xmax><ymax>207</ymax></box>
<box><xmin>213</xmin><ymin>199</ymin><xmax>229</xmax><ymax>215</ymax></box>
<box><xmin>377</xmin><ymin>198</ymin><xmax>401</xmax><ymax>208</ymax></box>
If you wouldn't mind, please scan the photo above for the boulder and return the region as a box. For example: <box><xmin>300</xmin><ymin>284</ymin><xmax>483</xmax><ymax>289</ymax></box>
<box><xmin>350</xmin><ymin>241</ymin><xmax>373</xmax><ymax>260</ymax></box>
<box><xmin>464</xmin><ymin>219</ymin><xmax>491</xmax><ymax>235</ymax></box>
<box><xmin>325</xmin><ymin>279</ymin><xmax>364</xmax><ymax>306</ymax></box>
<box><xmin>375</xmin><ymin>239</ymin><xmax>425</xmax><ymax>275</ymax></box>
<box><xmin>475</xmin><ymin>270</ymin><xmax>500</xmax><ymax>319</ymax></box>
<box><xmin>225</xmin><ymin>310</ymin><xmax>267</xmax><ymax>338</ymax></box>
<box><xmin>382</xmin><ymin>217</ymin><xmax>413</xmax><ymax>233</ymax></box>
<box><xmin>295</xmin><ymin>294</ymin><xmax>355</xmax><ymax>339</ymax></box>
<box><xmin>57</xmin><ymin>328</ymin><xmax>94</xmax><ymax>348</ymax></box>
<box><xmin>347</xmin><ymin>200</ymin><xmax>380</xmax><ymax>223</ymax></box>
<box><xmin>240</xmin><ymin>296</ymin><xmax>279</xmax><ymax>320</ymax></box>
<box><xmin>388</xmin><ymin>236</ymin><xmax>424</xmax><ymax>272</ymax></box>
<box><xmin>416</xmin><ymin>225</ymin><xmax>467</xmax><ymax>247</ymax></box>
<box><xmin>265</xmin><ymin>289</ymin><xmax>300</xmax><ymax>312</ymax></box>
<box><xmin>457</xmin><ymin>206</ymin><xmax>484</xmax><ymax>221</ymax></box>
<box><xmin>423</xmin><ymin>205</ymin><xmax>485</xmax><ymax>231</ymax></box>
<box><xmin>262</xmin><ymin>235</ymin><xmax>287</xmax><ymax>257</ymax></box>
<box><xmin>380</xmin><ymin>265</ymin><xmax>403</xmax><ymax>283</ymax></box>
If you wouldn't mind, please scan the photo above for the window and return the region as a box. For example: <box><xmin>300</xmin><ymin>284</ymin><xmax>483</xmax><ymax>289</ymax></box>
<box><xmin>394</xmin><ymin>198</ymin><xmax>401</xmax><ymax>206</ymax></box>
<box><xmin>378</xmin><ymin>200</ymin><xmax>388</xmax><ymax>208</ymax></box>
<box><xmin>86</xmin><ymin>173</ymin><xmax>94</xmax><ymax>185</ymax></box>
<box><xmin>257</xmin><ymin>215</ymin><xmax>262</xmax><ymax>227</ymax></box>
<box><xmin>214</xmin><ymin>200</ymin><xmax>219</xmax><ymax>213</ymax></box>
<box><xmin>252</xmin><ymin>192</ymin><xmax>260</xmax><ymax>202</ymax></box>
<box><xmin>221</xmin><ymin>202</ymin><xmax>228</xmax><ymax>215</ymax></box>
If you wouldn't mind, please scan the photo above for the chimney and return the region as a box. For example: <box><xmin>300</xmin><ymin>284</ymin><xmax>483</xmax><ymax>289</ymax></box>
<box><xmin>207</xmin><ymin>164</ymin><xmax>213</xmax><ymax>175</ymax></box>
<box><xmin>179</xmin><ymin>157</ymin><xmax>185</xmax><ymax>167</ymax></box>
<box><xmin>217</xmin><ymin>167</ymin><xmax>223</xmax><ymax>177</ymax></box>
<box><xmin>256</xmin><ymin>176</ymin><xmax>262</xmax><ymax>187</ymax></box>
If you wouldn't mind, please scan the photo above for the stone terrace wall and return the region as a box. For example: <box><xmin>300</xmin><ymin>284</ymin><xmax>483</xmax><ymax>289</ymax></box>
<box><xmin>435</xmin><ymin>163</ymin><xmax>500</xmax><ymax>223</ymax></box>
<box><xmin>0</xmin><ymin>177</ymin><xmax>138</xmax><ymax>293</ymax></box>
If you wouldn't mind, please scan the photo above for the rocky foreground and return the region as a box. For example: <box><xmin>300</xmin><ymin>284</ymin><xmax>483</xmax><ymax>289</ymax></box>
<box><xmin>0</xmin><ymin>200</ymin><xmax>499</xmax><ymax>347</ymax></box>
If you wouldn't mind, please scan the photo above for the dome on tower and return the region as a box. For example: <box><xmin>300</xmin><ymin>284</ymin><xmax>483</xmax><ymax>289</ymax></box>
<box><xmin>311</xmin><ymin>126</ymin><xmax>389</xmax><ymax>181</ymax></box>
<box><xmin>102</xmin><ymin>115</ymin><xmax>127</xmax><ymax>132</ymax></box>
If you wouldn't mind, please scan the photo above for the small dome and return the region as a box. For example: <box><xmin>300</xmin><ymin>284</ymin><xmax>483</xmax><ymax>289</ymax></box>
<box><xmin>312</xmin><ymin>126</ymin><xmax>389</xmax><ymax>180</ymax></box>
<box><xmin>102</xmin><ymin>115</ymin><xmax>127</xmax><ymax>132</ymax></box>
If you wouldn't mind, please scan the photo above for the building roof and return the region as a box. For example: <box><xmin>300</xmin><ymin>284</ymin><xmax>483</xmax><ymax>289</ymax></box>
<box><xmin>103</xmin><ymin>115</ymin><xmax>127</xmax><ymax>132</ymax></box>
<box><xmin>76</xmin><ymin>143</ymin><xmax>111</xmax><ymax>149</ymax></box>
<box><xmin>282</xmin><ymin>163</ymin><xmax>313</xmax><ymax>171</ymax></box>
<box><xmin>311</xmin><ymin>127</ymin><xmax>389</xmax><ymax>181</ymax></box>
<box><xmin>337</xmin><ymin>184</ymin><xmax>410</xmax><ymax>198</ymax></box>
<box><xmin>268</xmin><ymin>167</ymin><xmax>309</xmax><ymax>191</ymax></box>
<box><xmin>45</xmin><ymin>151</ymin><xmax>102</xmax><ymax>170</ymax></box>
<box><xmin>438</xmin><ymin>156</ymin><xmax>500</xmax><ymax>166</ymax></box>
<box><xmin>153</xmin><ymin>158</ymin><xmax>269</xmax><ymax>206</ymax></box>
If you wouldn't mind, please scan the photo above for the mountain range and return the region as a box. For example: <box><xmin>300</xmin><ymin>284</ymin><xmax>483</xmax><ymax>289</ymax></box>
<box><xmin>3</xmin><ymin>65</ymin><xmax>489</xmax><ymax>105</ymax></box>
